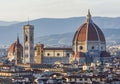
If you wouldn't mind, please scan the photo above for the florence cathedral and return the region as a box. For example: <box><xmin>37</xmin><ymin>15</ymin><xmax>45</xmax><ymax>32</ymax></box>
<box><xmin>7</xmin><ymin>10</ymin><xmax>110</xmax><ymax>65</ymax></box>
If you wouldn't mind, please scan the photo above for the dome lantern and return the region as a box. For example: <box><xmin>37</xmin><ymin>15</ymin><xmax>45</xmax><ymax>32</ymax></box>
<box><xmin>86</xmin><ymin>9</ymin><xmax>92</xmax><ymax>23</ymax></box>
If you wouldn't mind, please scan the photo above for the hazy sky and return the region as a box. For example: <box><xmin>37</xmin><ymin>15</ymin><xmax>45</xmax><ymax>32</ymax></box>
<box><xmin>0</xmin><ymin>0</ymin><xmax>119</xmax><ymax>21</ymax></box>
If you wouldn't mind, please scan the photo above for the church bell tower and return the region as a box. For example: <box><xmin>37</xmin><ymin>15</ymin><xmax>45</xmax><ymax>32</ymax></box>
<box><xmin>23</xmin><ymin>24</ymin><xmax>34</xmax><ymax>64</ymax></box>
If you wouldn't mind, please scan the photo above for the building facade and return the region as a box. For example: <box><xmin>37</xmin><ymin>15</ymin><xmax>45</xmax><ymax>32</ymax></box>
<box><xmin>34</xmin><ymin>43</ymin><xmax>72</xmax><ymax>64</ymax></box>
<box><xmin>43</xmin><ymin>47</ymin><xmax>72</xmax><ymax>64</ymax></box>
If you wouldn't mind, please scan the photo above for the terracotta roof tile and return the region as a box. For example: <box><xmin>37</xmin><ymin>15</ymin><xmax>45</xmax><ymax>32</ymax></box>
<box><xmin>73</xmin><ymin>13</ymin><xmax>105</xmax><ymax>43</ymax></box>
<box><xmin>8</xmin><ymin>41</ymin><xmax>23</xmax><ymax>53</ymax></box>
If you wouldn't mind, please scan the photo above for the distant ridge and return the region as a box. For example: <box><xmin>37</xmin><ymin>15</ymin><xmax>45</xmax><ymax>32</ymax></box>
<box><xmin>35</xmin><ymin>29</ymin><xmax>120</xmax><ymax>47</ymax></box>
<box><xmin>0</xmin><ymin>17</ymin><xmax>120</xmax><ymax>45</ymax></box>
<box><xmin>0</xmin><ymin>21</ymin><xmax>18</xmax><ymax>26</ymax></box>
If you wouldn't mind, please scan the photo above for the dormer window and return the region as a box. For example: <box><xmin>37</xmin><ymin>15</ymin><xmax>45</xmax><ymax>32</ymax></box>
<box><xmin>25</xmin><ymin>35</ymin><xmax>28</xmax><ymax>42</ymax></box>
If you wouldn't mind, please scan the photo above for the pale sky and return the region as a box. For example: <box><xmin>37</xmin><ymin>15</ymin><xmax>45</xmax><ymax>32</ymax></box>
<box><xmin>0</xmin><ymin>0</ymin><xmax>119</xmax><ymax>21</ymax></box>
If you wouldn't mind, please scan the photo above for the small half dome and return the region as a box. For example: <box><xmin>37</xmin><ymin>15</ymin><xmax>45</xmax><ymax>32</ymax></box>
<box><xmin>8</xmin><ymin>36</ymin><xmax>23</xmax><ymax>53</ymax></box>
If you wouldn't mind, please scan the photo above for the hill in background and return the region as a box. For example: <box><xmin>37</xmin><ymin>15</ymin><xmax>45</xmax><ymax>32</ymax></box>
<box><xmin>0</xmin><ymin>17</ymin><xmax>120</xmax><ymax>46</ymax></box>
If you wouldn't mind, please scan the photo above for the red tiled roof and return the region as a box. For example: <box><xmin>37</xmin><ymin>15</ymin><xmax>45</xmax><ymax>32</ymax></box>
<box><xmin>8</xmin><ymin>43</ymin><xmax>16</xmax><ymax>53</ymax></box>
<box><xmin>73</xmin><ymin>12</ymin><xmax>105</xmax><ymax>44</ymax></box>
<box><xmin>88</xmin><ymin>23</ymin><xmax>98</xmax><ymax>41</ymax></box>
<box><xmin>94</xmin><ymin>24</ymin><xmax>105</xmax><ymax>42</ymax></box>
<box><xmin>8</xmin><ymin>38</ymin><xmax>23</xmax><ymax>53</ymax></box>
<box><xmin>73</xmin><ymin>22</ymin><xmax>105</xmax><ymax>42</ymax></box>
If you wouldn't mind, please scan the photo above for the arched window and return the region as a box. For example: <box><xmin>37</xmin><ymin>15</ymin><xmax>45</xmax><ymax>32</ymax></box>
<box><xmin>25</xmin><ymin>35</ymin><xmax>28</xmax><ymax>42</ymax></box>
<box><xmin>80</xmin><ymin>46</ymin><xmax>83</xmax><ymax>50</ymax></box>
<box><xmin>91</xmin><ymin>46</ymin><xmax>94</xmax><ymax>50</ymax></box>
<box><xmin>30</xmin><ymin>36</ymin><xmax>33</xmax><ymax>41</ymax></box>
<box><xmin>57</xmin><ymin>53</ymin><xmax>60</xmax><ymax>56</ymax></box>
<box><xmin>47</xmin><ymin>53</ymin><xmax>50</xmax><ymax>56</ymax></box>
<box><xmin>67</xmin><ymin>53</ymin><xmax>69</xmax><ymax>57</ymax></box>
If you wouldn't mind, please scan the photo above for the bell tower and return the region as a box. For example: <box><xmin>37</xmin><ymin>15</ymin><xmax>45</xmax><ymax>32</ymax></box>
<box><xmin>23</xmin><ymin>24</ymin><xmax>34</xmax><ymax>64</ymax></box>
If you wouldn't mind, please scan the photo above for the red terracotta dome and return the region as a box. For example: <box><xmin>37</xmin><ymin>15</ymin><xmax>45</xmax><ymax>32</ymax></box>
<box><xmin>73</xmin><ymin>10</ymin><xmax>105</xmax><ymax>43</ymax></box>
<box><xmin>8</xmin><ymin>42</ymin><xmax>16</xmax><ymax>53</ymax></box>
<box><xmin>8</xmin><ymin>37</ymin><xmax>23</xmax><ymax>53</ymax></box>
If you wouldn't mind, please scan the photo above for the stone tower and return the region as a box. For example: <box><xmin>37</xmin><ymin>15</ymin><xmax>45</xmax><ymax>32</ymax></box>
<box><xmin>34</xmin><ymin>43</ymin><xmax>44</xmax><ymax>64</ymax></box>
<box><xmin>23</xmin><ymin>24</ymin><xmax>34</xmax><ymax>64</ymax></box>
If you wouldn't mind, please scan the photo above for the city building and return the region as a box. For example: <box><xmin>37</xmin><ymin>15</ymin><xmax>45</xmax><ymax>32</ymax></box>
<box><xmin>1</xmin><ymin>10</ymin><xmax>119</xmax><ymax>84</ymax></box>
<box><xmin>34</xmin><ymin>43</ymin><xmax>72</xmax><ymax>64</ymax></box>
<box><xmin>0</xmin><ymin>48</ymin><xmax>7</xmax><ymax>57</ymax></box>
<box><xmin>7</xmin><ymin>10</ymin><xmax>110</xmax><ymax>65</ymax></box>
